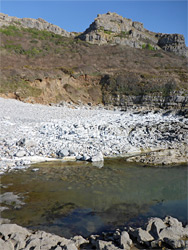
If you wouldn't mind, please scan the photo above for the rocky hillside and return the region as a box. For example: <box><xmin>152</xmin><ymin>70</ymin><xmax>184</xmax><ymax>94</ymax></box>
<box><xmin>78</xmin><ymin>12</ymin><xmax>187</xmax><ymax>57</ymax></box>
<box><xmin>0</xmin><ymin>12</ymin><xmax>188</xmax><ymax>109</ymax></box>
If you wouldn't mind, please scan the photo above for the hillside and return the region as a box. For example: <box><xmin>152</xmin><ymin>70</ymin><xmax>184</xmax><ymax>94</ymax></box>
<box><xmin>0</xmin><ymin>13</ymin><xmax>188</xmax><ymax>108</ymax></box>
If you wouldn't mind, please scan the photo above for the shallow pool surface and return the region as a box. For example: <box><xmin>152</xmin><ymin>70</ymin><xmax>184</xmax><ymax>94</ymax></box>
<box><xmin>1</xmin><ymin>159</ymin><xmax>187</xmax><ymax>238</ymax></box>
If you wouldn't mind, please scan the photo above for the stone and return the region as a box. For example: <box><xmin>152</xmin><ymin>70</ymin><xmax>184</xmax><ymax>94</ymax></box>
<box><xmin>0</xmin><ymin>238</ymin><xmax>14</xmax><ymax>250</ymax></box>
<box><xmin>71</xmin><ymin>235</ymin><xmax>89</xmax><ymax>247</ymax></box>
<box><xmin>10</xmin><ymin>232</ymin><xmax>27</xmax><ymax>249</ymax></box>
<box><xmin>90</xmin><ymin>152</ymin><xmax>104</xmax><ymax>162</ymax></box>
<box><xmin>146</xmin><ymin>217</ymin><xmax>166</xmax><ymax>239</ymax></box>
<box><xmin>54</xmin><ymin>246</ymin><xmax>62</xmax><ymax>250</ymax></box>
<box><xmin>0</xmin><ymin>224</ymin><xmax>31</xmax><ymax>240</ymax></box>
<box><xmin>129</xmin><ymin>227</ymin><xmax>154</xmax><ymax>245</ymax></box>
<box><xmin>16</xmin><ymin>138</ymin><xmax>25</xmax><ymax>147</ymax></box>
<box><xmin>15</xmin><ymin>150</ymin><xmax>26</xmax><ymax>157</ymax></box>
<box><xmin>60</xmin><ymin>241</ymin><xmax>78</xmax><ymax>250</ymax></box>
<box><xmin>0</xmin><ymin>192</ymin><xmax>25</xmax><ymax>206</ymax></box>
<box><xmin>164</xmin><ymin>216</ymin><xmax>183</xmax><ymax>228</ymax></box>
<box><xmin>163</xmin><ymin>237</ymin><xmax>186</xmax><ymax>249</ymax></box>
<box><xmin>119</xmin><ymin>231</ymin><xmax>132</xmax><ymax>249</ymax></box>
<box><xmin>96</xmin><ymin>240</ymin><xmax>121</xmax><ymax>250</ymax></box>
<box><xmin>159</xmin><ymin>226</ymin><xmax>186</xmax><ymax>240</ymax></box>
<box><xmin>57</xmin><ymin>149</ymin><xmax>69</xmax><ymax>157</ymax></box>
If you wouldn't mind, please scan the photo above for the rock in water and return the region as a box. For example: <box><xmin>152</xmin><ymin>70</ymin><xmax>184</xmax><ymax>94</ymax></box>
<box><xmin>90</xmin><ymin>152</ymin><xmax>104</xmax><ymax>162</ymax></box>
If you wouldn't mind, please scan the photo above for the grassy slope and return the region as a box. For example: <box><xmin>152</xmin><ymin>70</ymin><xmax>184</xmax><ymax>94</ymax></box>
<box><xmin>0</xmin><ymin>25</ymin><xmax>188</xmax><ymax>104</ymax></box>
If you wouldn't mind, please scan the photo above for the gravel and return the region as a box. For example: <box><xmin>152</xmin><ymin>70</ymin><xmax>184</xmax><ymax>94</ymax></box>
<box><xmin>0</xmin><ymin>97</ymin><xmax>187</xmax><ymax>174</ymax></box>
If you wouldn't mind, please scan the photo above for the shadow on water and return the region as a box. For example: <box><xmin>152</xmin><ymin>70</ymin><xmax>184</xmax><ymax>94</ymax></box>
<box><xmin>0</xmin><ymin>158</ymin><xmax>187</xmax><ymax>238</ymax></box>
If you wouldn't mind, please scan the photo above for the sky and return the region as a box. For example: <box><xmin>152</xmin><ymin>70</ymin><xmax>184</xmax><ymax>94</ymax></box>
<box><xmin>1</xmin><ymin>1</ymin><xmax>187</xmax><ymax>45</ymax></box>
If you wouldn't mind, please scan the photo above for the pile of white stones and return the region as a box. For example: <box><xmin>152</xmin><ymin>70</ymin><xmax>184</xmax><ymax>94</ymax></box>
<box><xmin>0</xmin><ymin>97</ymin><xmax>187</xmax><ymax>174</ymax></box>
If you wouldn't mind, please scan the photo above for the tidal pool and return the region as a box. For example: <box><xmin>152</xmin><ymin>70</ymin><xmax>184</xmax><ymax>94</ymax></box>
<box><xmin>0</xmin><ymin>159</ymin><xmax>187</xmax><ymax>238</ymax></box>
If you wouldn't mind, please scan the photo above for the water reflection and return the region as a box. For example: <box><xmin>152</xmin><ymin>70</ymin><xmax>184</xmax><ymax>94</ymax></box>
<box><xmin>1</xmin><ymin>159</ymin><xmax>187</xmax><ymax>237</ymax></box>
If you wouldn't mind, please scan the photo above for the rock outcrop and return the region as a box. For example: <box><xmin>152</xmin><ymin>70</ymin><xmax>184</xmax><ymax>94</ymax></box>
<box><xmin>0</xmin><ymin>12</ymin><xmax>70</xmax><ymax>37</ymax></box>
<box><xmin>157</xmin><ymin>33</ymin><xmax>187</xmax><ymax>57</ymax></box>
<box><xmin>78</xmin><ymin>12</ymin><xmax>187</xmax><ymax>57</ymax></box>
<box><xmin>0</xmin><ymin>216</ymin><xmax>187</xmax><ymax>249</ymax></box>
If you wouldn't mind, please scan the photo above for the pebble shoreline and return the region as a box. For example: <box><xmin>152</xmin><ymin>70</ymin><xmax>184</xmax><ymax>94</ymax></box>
<box><xmin>0</xmin><ymin>97</ymin><xmax>188</xmax><ymax>174</ymax></box>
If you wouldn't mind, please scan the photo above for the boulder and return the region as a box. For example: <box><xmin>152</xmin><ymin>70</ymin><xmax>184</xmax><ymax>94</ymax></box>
<box><xmin>129</xmin><ymin>227</ymin><xmax>154</xmax><ymax>245</ymax></box>
<box><xmin>163</xmin><ymin>237</ymin><xmax>186</xmax><ymax>249</ymax></box>
<box><xmin>71</xmin><ymin>235</ymin><xmax>89</xmax><ymax>248</ymax></box>
<box><xmin>90</xmin><ymin>152</ymin><xmax>104</xmax><ymax>162</ymax></box>
<box><xmin>164</xmin><ymin>216</ymin><xmax>183</xmax><ymax>228</ymax></box>
<box><xmin>0</xmin><ymin>224</ymin><xmax>31</xmax><ymax>240</ymax></box>
<box><xmin>146</xmin><ymin>217</ymin><xmax>166</xmax><ymax>238</ymax></box>
<box><xmin>96</xmin><ymin>240</ymin><xmax>121</xmax><ymax>250</ymax></box>
<box><xmin>119</xmin><ymin>231</ymin><xmax>133</xmax><ymax>249</ymax></box>
<box><xmin>57</xmin><ymin>149</ymin><xmax>69</xmax><ymax>157</ymax></box>
<box><xmin>15</xmin><ymin>150</ymin><xmax>26</xmax><ymax>157</ymax></box>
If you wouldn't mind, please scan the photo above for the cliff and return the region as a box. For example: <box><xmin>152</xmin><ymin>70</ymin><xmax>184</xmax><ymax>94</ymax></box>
<box><xmin>78</xmin><ymin>12</ymin><xmax>187</xmax><ymax>57</ymax></box>
<box><xmin>0</xmin><ymin>12</ymin><xmax>187</xmax><ymax>109</ymax></box>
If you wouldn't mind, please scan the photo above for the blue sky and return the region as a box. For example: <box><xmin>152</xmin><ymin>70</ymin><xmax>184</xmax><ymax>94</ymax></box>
<box><xmin>1</xmin><ymin>1</ymin><xmax>187</xmax><ymax>45</ymax></box>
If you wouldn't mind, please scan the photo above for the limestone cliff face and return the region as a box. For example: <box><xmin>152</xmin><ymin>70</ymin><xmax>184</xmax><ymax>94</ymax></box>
<box><xmin>0</xmin><ymin>13</ymin><xmax>70</xmax><ymax>37</ymax></box>
<box><xmin>103</xmin><ymin>93</ymin><xmax>188</xmax><ymax>111</ymax></box>
<box><xmin>78</xmin><ymin>12</ymin><xmax>187</xmax><ymax>57</ymax></box>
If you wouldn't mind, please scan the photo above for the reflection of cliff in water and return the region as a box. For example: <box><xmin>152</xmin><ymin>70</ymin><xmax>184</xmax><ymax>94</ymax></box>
<box><xmin>1</xmin><ymin>160</ymin><xmax>187</xmax><ymax>238</ymax></box>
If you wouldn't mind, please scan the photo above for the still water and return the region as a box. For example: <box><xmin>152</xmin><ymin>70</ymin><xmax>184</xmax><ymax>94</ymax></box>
<box><xmin>0</xmin><ymin>159</ymin><xmax>187</xmax><ymax>238</ymax></box>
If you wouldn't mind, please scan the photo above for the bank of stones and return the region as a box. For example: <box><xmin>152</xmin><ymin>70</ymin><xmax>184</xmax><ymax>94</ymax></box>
<box><xmin>0</xmin><ymin>97</ymin><xmax>187</xmax><ymax>174</ymax></box>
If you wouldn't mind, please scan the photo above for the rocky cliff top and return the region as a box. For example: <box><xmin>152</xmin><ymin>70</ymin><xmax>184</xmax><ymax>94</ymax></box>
<box><xmin>78</xmin><ymin>12</ymin><xmax>187</xmax><ymax>57</ymax></box>
<box><xmin>0</xmin><ymin>12</ymin><xmax>70</xmax><ymax>37</ymax></box>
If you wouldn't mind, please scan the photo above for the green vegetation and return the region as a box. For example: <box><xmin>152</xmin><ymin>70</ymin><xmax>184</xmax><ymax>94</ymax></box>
<box><xmin>0</xmin><ymin>79</ymin><xmax>42</xmax><ymax>98</ymax></box>
<box><xmin>0</xmin><ymin>25</ymin><xmax>22</xmax><ymax>36</ymax></box>
<box><xmin>104</xmin><ymin>30</ymin><xmax>113</xmax><ymax>35</ymax></box>
<box><xmin>30</xmin><ymin>39</ymin><xmax>38</xmax><ymax>44</ymax></box>
<box><xmin>3</xmin><ymin>43</ymin><xmax>24</xmax><ymax>54</ymax></box>
<box><xmin>98</xmin><ymin>26</ymin><xmax>104</xmax><ymax>31</ymax></box>
<box><xmin>152</xmin><ymin>52</ymin><xmax>164</xmax><ymax>58</ymax></box>
<box><xmin>101</xmin><ymin>74</ymin><xmax>178</xmax><ymax>97</ymax></box>
<box><xmin>142</xmin><ymin>43</ymin><xmax>156</xmax><ymax>51</ymax></box>
<box><xmin>13</xmin><ymin>21</ymin><xmax>21</xmax><ymax>25</ymax></box>
<box><xmin>1</xmin><ymin>42</ymin><xmax>42</xmax><ymax>57</ymax></box>
<box><xmin>55</xmin><ymin>67</ymin><xmax>75</xmax><ymax>76</ymax></box>
<box><xmin>161</xmin><ymin>81</ymin><xmax>177</xmax><ymax>97</ymax></box>
<box><xmin>23</xmin><ymin>27</ymin><xmax>62</xmax><ymax>40</ymax></box>
<box><xmin>115</xmin><ymin>31</ymin><xmax>130</xmax><ymax>38</ymax></box>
